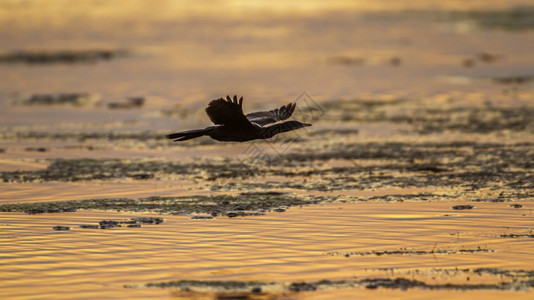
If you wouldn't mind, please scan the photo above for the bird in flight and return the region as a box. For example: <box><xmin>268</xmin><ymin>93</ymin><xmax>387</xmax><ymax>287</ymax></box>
<box><xmin>166</xmin><ymin>95</ymin><xmax>311</xmax><ymax>142</ymax></box>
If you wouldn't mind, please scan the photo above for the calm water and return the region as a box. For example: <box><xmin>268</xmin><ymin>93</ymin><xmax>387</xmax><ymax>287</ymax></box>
<box><xmin>1</xmin><ymin>0</ymin><xmax>533</xmax><ymax>299</ymax></box>
<box><xmin>1</xmin><ymin>201</ymin><xmax>533</xmax><ymax>299</ymax></box>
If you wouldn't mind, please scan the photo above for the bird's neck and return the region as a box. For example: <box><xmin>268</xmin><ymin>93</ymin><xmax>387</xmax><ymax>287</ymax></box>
<box><xmin>259</xmin><ymin>121</ymin><xmax>301</xmax><ymax>139</ymax></box>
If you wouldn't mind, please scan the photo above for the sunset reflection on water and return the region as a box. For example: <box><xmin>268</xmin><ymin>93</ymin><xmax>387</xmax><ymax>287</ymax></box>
<box><xmin>1</xmin><ymin>0</ymin><xmax>534</xmax><ymax>299</ymax></box>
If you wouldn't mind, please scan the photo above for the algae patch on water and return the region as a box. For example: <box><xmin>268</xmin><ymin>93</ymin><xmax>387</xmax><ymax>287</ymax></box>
<box><xmin>132</xmin><ymin>269</ymin><xmax>534</xmax><ymax>294</ymax></box>
<box><xmin>0</xmin><ymin>192</ymin><xmax>326</xmax><ymax>216</ymax></box>
<box><xmin>0</xmin><ymin>49</ymin><xmax>128</xmax><ymax>64</ymax></box>
<box><xmin>369</xmin><ymin>7</ymin><xmax>534</xmax><ymax>31</ymax></box>
<box><xmin>326</xmin><ymin>246</ymin><xmax>494</xmax><ymax>257</ymax></box>
<box><xmin>0</xmin><ymin>158</ymin><xmax>260</xmax><ymax>182</ymax></box>
<box><xmin>323</xmin><ymin>98</ymin><xmax>534</xmax><ymax>133</ymax></box>
<box><xmin>13</xmin><ymin>93</ymin><xmax>101</xmax><ymax>107</ymax></box>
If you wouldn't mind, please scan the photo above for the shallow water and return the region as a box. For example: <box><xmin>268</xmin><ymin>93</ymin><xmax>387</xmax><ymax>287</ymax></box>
<box><xmin>1</xmin><ymin>0</ymin><xmax>533</xmax><ymax>299</ymax></box>
<box><xmin>1</xmin><ymin>201</ymin><xmax>533</xmax><ymax>299</ymax></box>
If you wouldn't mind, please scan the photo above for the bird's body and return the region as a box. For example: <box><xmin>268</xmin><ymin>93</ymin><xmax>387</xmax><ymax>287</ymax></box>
<box><xmin>166</xmin><ymin>95</ymin><xmax>311</xmax><ymax>142</ymax></box>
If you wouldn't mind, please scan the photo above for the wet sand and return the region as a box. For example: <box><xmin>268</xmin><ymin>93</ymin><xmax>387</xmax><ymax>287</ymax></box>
<box><xmin>1</xmin><ymin>0</ymin><xmax>533</xmax><ymax>299</ymax></box>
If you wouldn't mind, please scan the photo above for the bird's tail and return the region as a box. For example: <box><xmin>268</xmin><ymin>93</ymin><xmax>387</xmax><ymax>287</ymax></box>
<box><xmin>166</xmin><ymin>127</ymin><xmax>213</xmax><ymax>141</ymax></box>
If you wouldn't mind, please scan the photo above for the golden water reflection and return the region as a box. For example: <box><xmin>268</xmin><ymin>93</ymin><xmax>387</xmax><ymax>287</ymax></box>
<box><xmin>1</xmin><ymin>0</ymin><xmax>533</xmax><ymax>299</ymax></box>
<box><xmin>1</xmin><ymin>201</ymin><xmax>533</xmax><ymax>299</ymax></box>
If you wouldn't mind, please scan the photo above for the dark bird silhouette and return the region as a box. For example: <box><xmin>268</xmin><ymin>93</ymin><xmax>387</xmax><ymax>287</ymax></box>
<box><xmin>166</xmin><ymin>95</ymin><xmax>311</xmax><ymax>142</ymax></box>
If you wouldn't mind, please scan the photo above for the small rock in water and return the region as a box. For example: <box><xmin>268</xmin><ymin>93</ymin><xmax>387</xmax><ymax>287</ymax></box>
<box><xmin>99</xmin><ymin>220</ymin><xmax>121</xmax><ymax>229</ymax></box>
<box><xmin>226</xmin><ymin>211</ymin><xmax>265</xmax><ymax>218</ymax></box>
<box><xmin>452</xmin><ymin>205</ymin><xmax>474</xmax><ymax>210</ymax></box>
<box><xmin>191</xmin><ymin>215</ymin><xmax>213</xmax><ymax>220</ymax></box>
<box><xmin>389</xmin><ymin>56</ymin><xmax>402</xmax><ymax>66</ymax></box>
<box><xmin>80</xmin><ymin>224</ymin><xmax>99</xmax><ymax>229</ymax></box>
<box><xmin>108</xmin><ymin>97</ymin><xmax>145</xmax><ymax>109</ymax></box>
<box><xmin>53</xmin><ymin>226</ymin><xmax>70</xmax><ymax>231</ymax></box>
<box><xmin>120</xmin><ymin>220</ymin><xmax>138</xmax><ymax>225</ymax></box>
<box><xmin>24</xmin><ymin>147</ymin><xmax>48</xmax><ymax>152</ymax></box>
<box><xmin>510</xmin><ymin>204</ymin><xmax>523</xmax><ymax>208</ymax></box>
<box><xmin>273</xmin><ymin>208</ymin><xmax>286</xmax><ymax>213</ymax></box>
<box><xmin>288</xmin><ymin>282</ymin><xmax>317</xmax><ymax>292</ymax></box>
<box><xmin>462</xmin><ymin>58</ymin><xmax>476</xmax><ymax>68</ymax></box>
<box><xmin>131</xmin><ymin>173</ymin><xmax>153</xmax><ymax>180</ymax></box>
<box><xmin>127</xmin><ymin>224</ymin><xmax>141</xmax><ymax>228</ymax></box>
<box><xmin>132</xmin><ymin>217</ymin><xmax>164</xmax><ymax>224</ymax></box>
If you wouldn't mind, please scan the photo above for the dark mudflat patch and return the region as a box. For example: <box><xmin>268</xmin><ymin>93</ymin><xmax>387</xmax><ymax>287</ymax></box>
<box><xmin>500</xmin><ymin>233</ymin><xmax>534</xmax><ymax>238</ymax></box>
<box><xmin>2</xmin><ymin>142</ymin><xmax>531</xmax><ymax>206</ymax></box>
<box><xmin>142</xmin><ymin>279</ymin><xmax>270</xmax><ymax>290</ymax></box>
<box><xmin>362</xmin><ymin>193</ymin><xmax>454</xmax><ymax>202</ymax></box>
<box><xmin>190</xmin><ymin>215</ymin><xmax>214</xmax><ymax>220</ymax></box>
<box><xmin>0</xmin><ymin>131</ymin><xmax>168</xmax><ymax>142</ymax></box>
<box><xmin>417</xmin><ymin>107</ymin><xmax>534</xmax><ymax>134</ymax></box>
<box><xmin>78</xmin><ymin>217</ymin><xmax>163</xmax><ymax>229</ymax></box>
<box><xmin>25</xmin><ymin>208</ymin><xmax>77</xmax><ymax>214</ymax></box>
<box><xmin>0</xmin><ymin>49</ymin><xmax>127</xmax><ymax>64</ymax></box>
<box><xmin>372</xmin><ymin>267</ymin><xmax>534</xmax><ymax>280</ymax></box>
<box><xmin>460</xmin><ymin>7</ymin><xmax>534</xmax><ymax>31</ymax></box>
<box><xmin>462</xmin><ymin>52</ymin><xmax>503</xmax><ymax>68</ymax></box>
<box><xmin>268</xmin><ymin>142</ymin><xmax>533</xmax><ymax>193</ymax></box>
<box><xmin>0</xmin><ymin>192</ymin><xmax>326</xmax><ymax>216</ymax></box>
<box><xmin>24</xmin><ymin>147</ymin><xmax>48</xmax><ymax>152</ymax></box>
<box><xmin>327</xmin><ymin>247</ymin><xmax>494</xmax><ymax>257</ymax></box>
<box><xmin>3</xmin><ymin>142</ymin><xmax>532</xmax><ymax>191</ymax></box>
<box><xmin>281</xmin><ymin>141</ymin><xmax>531</xmax><ymax>167</ymax></box>
<box><xmin>452</xmin><ymin>205</ymin><xmax>474</xmax><ymax>210</ymax></box>
<box><xmin>52</xmin><ymin>225</ymin><xmax>70</xmax><ymax>231</ymax></box>
<box><xmin>108</xmin><ymin>97</ymin><xmax>145</xmax><ymax>109</ymax></box>
<box><xmin>0</xmin><ymin>158</ymin><xmax>257</xmax><ymax>182</ymax></box>
<box><xmin>369</xmin><ymin>7</ymin><xmax>534</xmax><ymax>31</ymax></box>
<box><xmin>132</xmin><ymin>268</ymin><xmax>534</xmax><ymax>293</ymax></box>
<box><xmin>321</xmin><ymin>98</ymin><xmax>407</xmax><ymax>122</ymax></box>
<box><xmin>14</xmin><ymin>93</ymin><xmax>100</xmax><ymax>106</ymax></box>
<box><xmin>80</xmin><ymin>224</ymin><xmax>99</xmax><ymax>229</ymax></box>
<box><xmin>323</xmin><ymin>98</ymin><xmax>534</xmax><ymax>133</ymax></box>
<box><xmin>491</xmin><ymin>75</ymin><xmax>534</xmax><ymax>85</ymax></box>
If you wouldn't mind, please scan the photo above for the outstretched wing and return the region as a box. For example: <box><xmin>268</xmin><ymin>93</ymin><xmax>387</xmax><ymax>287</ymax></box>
<box><xmin>246</xmin><ymin>102</ymin><xmax>296</xmax><ymax>126</ymax></box>
<box><xmin>205</xmin><ymin>95</ymin><xmax>251</xmax><ymax>127</ymax></box>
